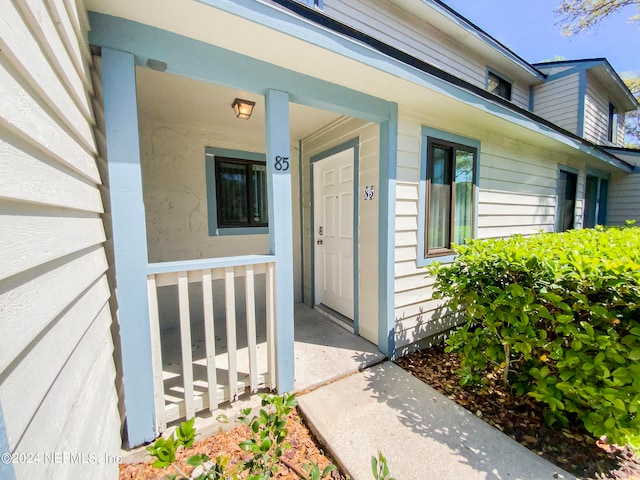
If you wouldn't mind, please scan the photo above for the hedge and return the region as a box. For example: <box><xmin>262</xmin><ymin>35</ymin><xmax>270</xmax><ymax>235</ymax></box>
<box><xmin>428</xmin><ymin>225</ymin><xmax>640</xmax><ymax>448</ymax></box>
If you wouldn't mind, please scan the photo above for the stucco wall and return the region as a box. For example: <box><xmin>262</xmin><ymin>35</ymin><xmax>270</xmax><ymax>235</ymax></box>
<box><xmin>139</xmin><ymin>117</ymin><xmax>303</xmax><ymax>301</ymax></box>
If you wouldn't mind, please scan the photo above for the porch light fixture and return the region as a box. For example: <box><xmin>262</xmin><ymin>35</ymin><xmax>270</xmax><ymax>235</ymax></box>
<box><xmin>232</xmin><ymin>98</ymin><xmax>255</xmax><ymax>120</ymax></box>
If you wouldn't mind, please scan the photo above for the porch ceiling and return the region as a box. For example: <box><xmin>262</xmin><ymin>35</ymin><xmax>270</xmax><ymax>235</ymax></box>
<box><xmin>136</xmin><ymin>67</ymin><xmax>340</xmax><ymax>141</ymax></box>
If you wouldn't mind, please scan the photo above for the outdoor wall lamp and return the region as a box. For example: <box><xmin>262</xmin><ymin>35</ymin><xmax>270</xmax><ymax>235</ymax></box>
<box><xmin>231</xmin><ymin>98</ymin><xmax>255</xmax><ymax>119</ymax></box>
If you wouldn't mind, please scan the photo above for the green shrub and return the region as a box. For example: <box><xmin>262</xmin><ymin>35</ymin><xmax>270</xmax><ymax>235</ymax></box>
<box><xmin>428</xmin><ymin>226</ymin><xmax>640</xmax><ymax>448</ymax></box>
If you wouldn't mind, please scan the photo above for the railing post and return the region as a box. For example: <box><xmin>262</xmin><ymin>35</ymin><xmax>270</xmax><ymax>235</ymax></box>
<box><xmin>147</xmin><ymin>275</ymin><xmax>166</xmax><ymax>432</ymax></box>
<box><xmin>202</xmin><ymin>269</ymin><xmax>218</xmax><ymax>411</ymax></box>
<box><xmin>265</xmin><ymin>89</ymin><xmax>295</xmax><ymax>393</ymax></box>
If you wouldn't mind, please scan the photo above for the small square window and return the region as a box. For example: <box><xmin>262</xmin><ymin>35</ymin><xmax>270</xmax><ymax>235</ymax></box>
<box><xmin>215</xmin><ymin>156</ymin><xmax>268</xmax><ymax>228</ymax></box>
<box><xmin>487</xmin><ymin>71</ymin><xmax>512</xmax><ymax>101</ymax></box>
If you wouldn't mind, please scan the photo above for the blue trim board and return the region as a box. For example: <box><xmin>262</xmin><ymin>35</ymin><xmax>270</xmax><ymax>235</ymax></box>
<box><xmin>265</xmin><ymin>89</ymin><xmax>295</xmax><ymax>393</ymax></box>
<box><xmin>417</xmin><ymin>127</ymin><xmax>481</xmax><ymax>268</ymax></box>
<box><xmin>542</xmin><ymin>66</ymin><xmax>581</xmax><ymax>82</ymax></box>
<box><xmin>298</xmin><ymin>140</ymin><xmax>305</xmax><ymax>303</ymax></box>
<box><xmin>309</xmin><ymin>138</ymin><xmax>360</xmax><ymax>334</ymax></box>
<box><xmin>205</xmin><ymin>147</ymin><xmax>268</xmax><ymax>236</ymax></box>
<box><xmin>88</xmin><ymin>13</ymin><xmax>388</xmax><ymax>124</ymax></box>
<box><xmin>101</xmin><ymin>48</ymin><xmax>156</xmax><ymax>446</ymax></box>
<box><xmin>0</xmin><ymin>403</ymin><xmax>15</xmax><ymax>480</ymax></box>
<box><xmin>528</xmin><ymin>86</ymin><xmax>535</xmax><ymax>112</ymax></box>
<box><xmin>379</xmin><ymin>106</ymin><xmax>398</xmax><ymax>357</ymax></box>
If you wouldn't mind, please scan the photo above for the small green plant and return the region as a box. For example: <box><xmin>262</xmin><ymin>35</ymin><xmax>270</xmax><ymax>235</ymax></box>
<box><xmin>146</xmin><ymin>393</ymin><xmax>339</xmax><ymax>480</ymax></box>
<box><xmin>371</xmin><ymin>452</ymin><xmax>395</xmax><ymax>480</ymax></box>
<box><xmin>186</xmin><ymin>454</ymin><xmax>239</xmax><ymax>480</ymax></box>
<box><xmin>237</xmin><ymin>392</ymin><xmax>298</xmax><ymax>478</ymax></box>
<box><xmin>146</xmin><ymin>417</ymin><xmax>199</xmax><ymax>478</ymax></box>
<box><xmin>302</xmin><ymin>461</ymin><xmax>337</xmax><ymax>480</ymax></box>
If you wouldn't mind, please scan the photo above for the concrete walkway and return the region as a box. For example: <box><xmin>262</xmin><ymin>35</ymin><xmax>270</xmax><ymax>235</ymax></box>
<box><xmin>298</xmin><ymin>361</ymin><xmax>577</xmax><ymax>480</ymax></box>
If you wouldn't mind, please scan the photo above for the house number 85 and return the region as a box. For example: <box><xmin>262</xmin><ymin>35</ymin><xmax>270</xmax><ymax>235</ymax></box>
<box><xmin>274</xmin><ymin>156</ymin><xmax>290</xmax><ymax>172</ymax></box>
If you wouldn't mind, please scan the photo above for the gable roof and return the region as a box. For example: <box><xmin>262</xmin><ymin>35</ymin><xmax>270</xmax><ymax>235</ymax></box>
<box><xmin>392</xmin><ymin>0</ymin><xmax>546</xmax><ymax>81</ymax></box>
<box><xmin>270</xmin><ymin>0</ymin><xmax>633</xmax><ymax>171</ymax></box>
<box><xmin>534</xmin><ymin>58</ymin><xmax>639</xmax><ymax>112</ymax></box>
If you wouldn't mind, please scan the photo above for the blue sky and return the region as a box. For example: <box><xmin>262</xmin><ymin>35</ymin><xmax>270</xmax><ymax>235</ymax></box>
<box><xmin>442</xmin><ymin>0</ymin><xmax>639</xmax><ymax>75</ymax></box>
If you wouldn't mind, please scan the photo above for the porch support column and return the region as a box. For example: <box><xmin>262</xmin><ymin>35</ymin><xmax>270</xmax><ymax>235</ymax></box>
<box><xmin>265</xmin><ymin>89</ymin><xmax>295</xmax><ymax>393</ymax></box>
<box><xmin>0</xmin><ymin>403</ymin><xmax>15</xmax><ymax>480</ymax></box>
<box><xmin>102</xmin><ymin>48</ymin><xmax>156</xmax><ymax>445</ymax></box>
<box><xmin>378</xmin><ymin>105</ymin><xmax>398</xmax><ymax>357</ymax></box>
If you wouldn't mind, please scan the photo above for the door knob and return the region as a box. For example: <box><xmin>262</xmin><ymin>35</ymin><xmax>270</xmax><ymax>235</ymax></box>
<box><xmin>317</xmin><ymin>239</ymin><xmax>323</xmax><ymax>245</ymax></box>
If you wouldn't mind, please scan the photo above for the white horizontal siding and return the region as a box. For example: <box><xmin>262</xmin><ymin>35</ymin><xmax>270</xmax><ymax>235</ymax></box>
<box><xmin>0</xmin><ymin>0</ymin><xmax>119</xmax><ymax>478</ymax></box>
<box><xmin>323</xmin><ymin>0</ymin><xmax>532</xmax><ymax>110</ymax></box>
<box><xmin>533</xmin><ymin>73</ymin><xmax>580</xmax><ymax>135</ymax></box>
<box><xmin>584</xmin><ymin>72</ymin><xmax>610</xmax><ymax>145</ymax></box>
<box><xmin>392</xmin><ymin>115</ymin><xmax>597</xmax><ymax>352</ymax></box>
<box><xmin>607</xmin><ymin>172</ymin><xmax>640</xmax><ymax>225</ymax></box>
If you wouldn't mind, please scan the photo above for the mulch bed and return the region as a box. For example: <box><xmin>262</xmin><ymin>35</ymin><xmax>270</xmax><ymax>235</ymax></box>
<box><xmin>395</xmin><ymin>344</ymin><xmax>640</xmax><ymax>480</ymax></box>
<box><xmin>118</xmin><ymin>408</ymin><xmax>345</xmax><ymax>480</ymax></box>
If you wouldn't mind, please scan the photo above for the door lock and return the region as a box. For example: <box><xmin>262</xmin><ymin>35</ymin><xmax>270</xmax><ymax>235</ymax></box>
<box><xmin>317</xmin><ymin>239</ymin><xmax>323</xmax><ymax>245</ymax></box>
<box><xmin>319</xmin><ymin>226</ymin><xmax>323</xmax><ymax>236</ymax></box>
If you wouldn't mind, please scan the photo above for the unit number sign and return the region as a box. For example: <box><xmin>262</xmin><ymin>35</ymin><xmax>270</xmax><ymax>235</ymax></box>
<box><xmin>274</xmin><ymin>156</ymin><xmax>290</xmax><ymax>172</ymax></box>
<box><xmin>363</xmin><ymin>185</ymin><xmax>375</xmax><ymax>201</ymax></box>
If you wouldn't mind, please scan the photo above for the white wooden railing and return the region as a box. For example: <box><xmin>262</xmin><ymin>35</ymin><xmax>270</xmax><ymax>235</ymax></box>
<box><xmin>146</xmin><ymin>255</ymin><xmax>277</xmax><ymax>431</ymax></box>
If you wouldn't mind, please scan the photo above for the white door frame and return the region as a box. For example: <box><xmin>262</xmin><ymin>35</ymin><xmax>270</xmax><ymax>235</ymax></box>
<box><xmin>310</xmin><ymin>139</ymin><xmax>359</xmax><ymax>333</ymax></box>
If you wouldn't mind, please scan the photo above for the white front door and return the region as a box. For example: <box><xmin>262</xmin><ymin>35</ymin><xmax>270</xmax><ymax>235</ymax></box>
<box><xmin>313</xmin><ymin>148</ymin><xmax>355</xmax><ymax>319</ymax></box>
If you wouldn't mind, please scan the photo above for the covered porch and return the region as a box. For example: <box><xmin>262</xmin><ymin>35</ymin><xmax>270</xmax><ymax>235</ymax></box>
<box><xmin>91</xmin><ymin>8</ymin><xmax>397</xmax><ymax>447</ymax></box>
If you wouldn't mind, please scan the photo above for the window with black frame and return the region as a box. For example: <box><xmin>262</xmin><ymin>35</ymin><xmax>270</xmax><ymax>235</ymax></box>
<box><xmin>487</xmin><ymin>71</ymin><xmax>512</xmax><ymax>101</ymax></box>
<box><xmin>214</xmin><ymin>157</ymin><xmax>268</xmax><ymax>228</ymax></box>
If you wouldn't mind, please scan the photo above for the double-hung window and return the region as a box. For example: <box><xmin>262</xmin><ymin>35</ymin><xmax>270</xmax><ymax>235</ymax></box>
<box><xmin>422</xmin><ymin>132</ymin><xmax>478</xmax><ymax>259</ymax></box>
<box><xmin>205</xmin><ymin>147</ymin><xmax>268</xmax><ymax>235</ymax></box>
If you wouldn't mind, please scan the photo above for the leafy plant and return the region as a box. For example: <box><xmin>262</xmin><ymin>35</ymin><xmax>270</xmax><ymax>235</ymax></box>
<box><xmin>186</xmin><ymin>454</ymin><xmax>239</xmax><ymax>480</ymax></box>
<box><xmin>429</xmin><ymin>226</ymin><xmax>640</xmax><ymax>448</ymax></box>
<box><xmin>371</xmin><ymin>452</ymin><xmax>395</xmax><ymax>480</ymax></box>
<box><xmin>237</xmin><ymin>392</ymin><xmax>298</xmax><ymax>478</ymax></box>
<box><xmin>146</xmin><ymin>417</ymin><xmax>198</xmax><ymax>478</ymax></box>
<box><xmin>146</xmin><ymin>393</ymin><xmax>339</xmax><ymax>480</ymax></box>
<box><xmin>302</xmin><ymin>461</ymin><xmax>337</xmax><ymax>480</ymax></box>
